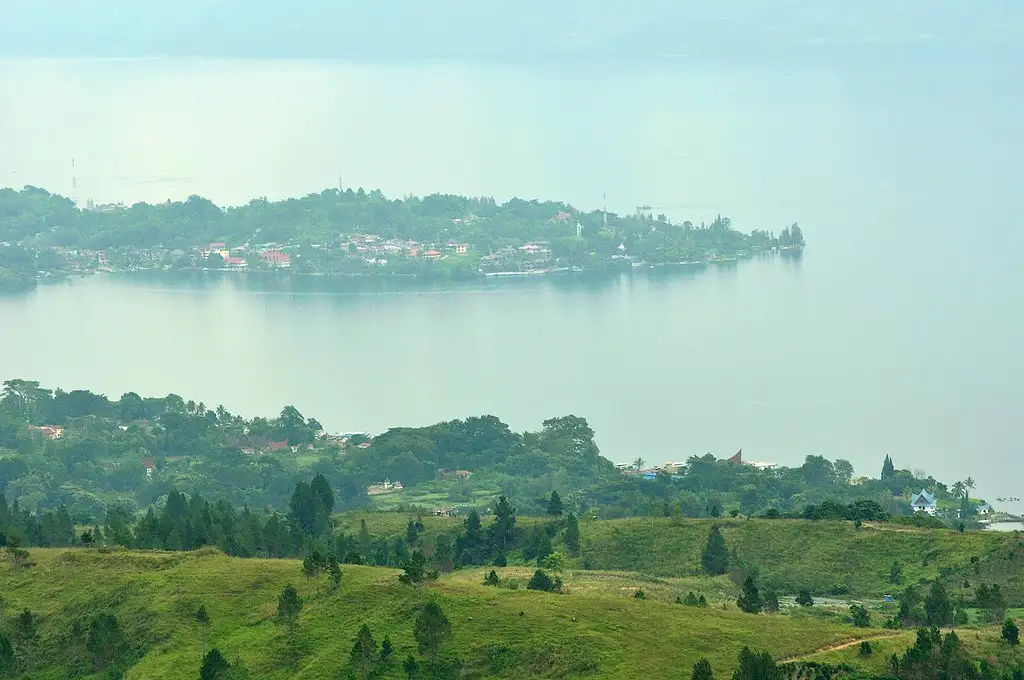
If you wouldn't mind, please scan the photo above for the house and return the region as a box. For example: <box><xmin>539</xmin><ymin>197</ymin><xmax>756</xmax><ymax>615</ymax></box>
<box><xmin>910</xmin><ymin>489</ymin><xmax>937</xmax><ymax>515</ymax></box>
<box><xmin>259</xmin><ymin>250</ymin><xmax>291</xmax><ymax>268</ymax></box>
<box><xmin>423</xmin><ymin>249</ymin><xmax>442</xmax><ymax>259</ymax></box>
<box><xmin>266</xmin><ymin>440</ymin><xmax>290</xmax><ymax>452</ymax></box>
<box><xmin>29</xmin><ymin>425</ymin><xmax>64</xmax><ymax>440</ymax></box>
<box><xmin>977</xmin><ymin>503</ymin><xmax>994</xmax><ymax>515</ymax></box>
<box><xmin>141</xmin><ymin>458</ymin><xmax>156</xmax><ymax>479</ymax></box>
<box><xmin>447</xmin><ymin>242</ymin><xmax>469</xmax><ymax>254</ymax></box>
<box><xmin>223</xmin><ymin>256</ymin><xmax>247</xmax><ymax>268</ymax></box>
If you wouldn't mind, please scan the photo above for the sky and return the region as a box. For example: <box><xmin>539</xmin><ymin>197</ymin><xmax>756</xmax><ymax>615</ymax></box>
<box><xmin>1</xmin><ymin>1</ymin><xmax>1021</xmax><ymax>60</ymax></box>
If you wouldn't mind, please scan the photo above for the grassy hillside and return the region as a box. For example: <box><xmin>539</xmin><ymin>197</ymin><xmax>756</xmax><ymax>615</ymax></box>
<box><xmin>342</xmin><ymin>513</ymin><xmax>1024</xmax><ymax>602</ymax></box>
<box><xmin>2</xmin><ymin>548</ymin><xmax>896</xmax><ymax>680</ymax></box>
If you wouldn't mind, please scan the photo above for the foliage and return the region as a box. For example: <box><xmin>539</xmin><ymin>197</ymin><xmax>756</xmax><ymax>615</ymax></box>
<box><xmin>737</xmin><ymin>576</ymin><xmax>763</xmax><ymax>614</ymax></box>
<box><xmin>701</xmin><ymin>524</ymin><xmax>729</xmax><ymax>576</ymax></box>
<box><xmin>563</xmin><ymin>512</ymin><xmax>581</xmax><ymax>557</ymax></box>
<box><xmin>796</xmin><ymin>589</ymin><xmax>814</xmax><ymax>607</ymax></box>
<box><xmin>398</xmin><ymin>550</ymin><xmax>438</xmax><ymax>585</ymax></box>
<box><xmin>693</xmin><ymin>658</ymin><xmax>715</xmax><ymax>680</ymax></box>
<box><xmin>526</xmin><ymin>569</ymin><xmax>563</xmax><ymax>593</ymax></box>
<box><xmin>200</xmin><ymin>648</ymin><xmax>231</xmax><ymax>680</ymax></box>
<box><xmin>547</xmin><ymin>490</ymin><xmax>564</xmax><ymax>517</ymax></box>
<box><xmin>849</xmin><ymin>604</ymin><xmax>870</xmax><ymax>628</ymax></box>
<box><xmin>413</xmin><ymin>601</ymin><xmax>452</xmax><ymax>667</ymax></box>
<box><xmin>349</xmin><ymin>624</ymin><xmax>378</xmax><ymax>679</ymax></box>
<box><xmin>732</xmin><ymin>647</ymin><xmax>781</xmax><ymax>680</ymax></box>
<box><xmin>275</xmin><ymin>585</ymin><xmax>303</xmax><ymax>636</ymax></box>
<box><xmin>1003</xmin><ymin>619</ymin><xmax>1020</xmax><ymax>646</ymax></box>
<box><xmin>924</xmin><ymin>580</ymin><xmax>953</xmax><ymax>626</ymax></box>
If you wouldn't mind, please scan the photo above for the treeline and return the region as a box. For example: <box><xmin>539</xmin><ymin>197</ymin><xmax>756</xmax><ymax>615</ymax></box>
<box><xmin>2</xmin><ymin>379</ymin><xmax>977</xmax><ymax>530</ymax></box>
<box><xmin>0</xmin><ymin>186</ymin><xmax>797</xmax><ymax>262</ymax></box>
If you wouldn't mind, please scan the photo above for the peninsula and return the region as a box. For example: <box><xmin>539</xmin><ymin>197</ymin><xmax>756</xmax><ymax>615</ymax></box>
<box><xmin>0</xmin><ymin>185</ymin><xmax>804</xmax><ymax>291</ymax></box>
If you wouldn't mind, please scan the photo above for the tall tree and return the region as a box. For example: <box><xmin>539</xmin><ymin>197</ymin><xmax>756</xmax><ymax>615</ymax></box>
<box><xmin>276</xmin><ymin>585</ymin><xmax>303</xmax><ymax>638</ymax></box>
<box><xmin>881</xmin><ymin>455</ymin><xmax>896</xmax><ymax>480</ymax></box>
<box><xmin>732</xmin><ymin>647</ymin><xmax>781</xmax><ymax>680</ymax></box>
<box><xmin>700</xmin><ymin>524</ymin><xmax>729</xmax><ymax>575</ymax></box>
<box><xmin>736</xmin><ymin>576</ymin><xmax>762</xmax><ymax>614</ymax></box>
<box><xmin>547</xmin><ymin>490</ymin><xmax>564</xmax><ymax>517</ymax></box>
<box><xmin>413</xmin><ymin>601</ymin><xmax>452</xmax><ymax>668</ymax></box>
<box><xmin>1003</xmin><ymin>618</ymin><xmax>1020</xmax><ymax>646</ymax></box>
<box><xmin>563</xmin><ymin>512</ymin><xmax>580</xmax><ymax>557</ymax></box>
<box><xmin>924</xmin><ymin>580</ymin><xmax>953</xmax><ymax>626</ymax></box>
<box><xmin>487</xmin><ymin>496</ymin><xmax>516</xmax><ymax>554</ymax></box>
<box><xmin>349</xmin><ymin>624</ymin><xmax>378</xmax><ymax>680</ymax></box>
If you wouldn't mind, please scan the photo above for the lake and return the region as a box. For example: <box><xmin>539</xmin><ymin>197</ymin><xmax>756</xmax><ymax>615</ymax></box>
<box><xmin>0</xmin><ymin>55</ymin><xmax>1022</xmax><ymax>510</ymax></box>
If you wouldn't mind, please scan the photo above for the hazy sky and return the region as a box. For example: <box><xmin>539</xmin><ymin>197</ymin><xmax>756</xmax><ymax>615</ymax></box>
<box><xmin>1</xmin><ymin>1</ymin><xmax>1021</xmax><ymax>59</ymax></box>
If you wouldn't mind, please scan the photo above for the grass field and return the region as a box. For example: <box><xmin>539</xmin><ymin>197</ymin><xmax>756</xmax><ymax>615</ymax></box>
<box><xmin>339</xmin><ymin>513</ymin><xmax>1024</xmax><ymax>603</ymax></box>
<box><xmin>1</xmin><ymin>548</ymin><xmax>907</xmax><ymax>680</ymax></box>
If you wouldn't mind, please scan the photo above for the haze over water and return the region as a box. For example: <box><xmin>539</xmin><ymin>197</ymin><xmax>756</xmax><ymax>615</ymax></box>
<box><xmin>1</xmin><ymin>54</ymin><xmax>1022</xmax><ymax>508</ymax></box>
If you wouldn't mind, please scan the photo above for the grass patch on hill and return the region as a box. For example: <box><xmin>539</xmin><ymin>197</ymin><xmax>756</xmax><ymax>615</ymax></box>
<box><xmin>338</xmin><ymin>513</ymin><xmax>1024</xmax><ymax>603</ymax></box>
<box><xmin>2</xmin><ymin>548</ymin><xmax>896</xmax><ymax>680</ymax></box>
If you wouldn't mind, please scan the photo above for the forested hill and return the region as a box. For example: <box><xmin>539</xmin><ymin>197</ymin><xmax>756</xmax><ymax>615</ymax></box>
<box><xmin>0</xmin><ymin>379</ymin><xmax>986</xmax><ymax>528</ymax></box>
<box><xmin>0</xmin><ymin>186</ymin><xmax>797</xmax><ymax>257</ymax></box>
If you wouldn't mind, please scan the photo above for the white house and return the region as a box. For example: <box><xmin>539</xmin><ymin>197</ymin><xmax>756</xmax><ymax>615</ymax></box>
<box><xmin>910</xmin><ymin>489</ymin><xmax>937</xmax><ymax>515</ymax></box>
<box><xmin>977</xmin><ymin>503</ymin><xmax>994</xmax><ymax>515</ymax></box>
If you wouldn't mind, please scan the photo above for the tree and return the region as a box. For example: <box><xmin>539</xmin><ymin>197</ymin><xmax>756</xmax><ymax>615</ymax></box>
<box><xmin>732</xmin><ymin>647</ymin><xmax>781</xmax><ymax>680</ymax></box>
<box><xmin>403</xmin><ymin>655</ymin><xmax>419</xmax><ymax>680</ymax></box>
<box><xmin>563</xmin><ymin>512</ymin><xmax>580</xmax><ymax>557</ymax></box>
<box><xmin>925</xmin><ymin>580</ymin><xmax>953</xmax><ymax>626</ymax></box>
<box><xmin>483</xmin><ymin>570</ymin><xmax>500</xmax><ymax>586</ymax></box>
<box><xmin>762</xmin><ymin>587</ymin><xmax>780</xmax><ymax>613</ymax></box>
<box><xmin>547</xmin><ymin>490</ymin><xmax>564</xmax><ymax>517</ymax></box>
<box><xmin>700</xmin><ymin>524</ymin><xmax>729</xmax><ymax>575</ymax></box>
<box><xmin>527</xmin><ymin>569</ymin><xmax>561</xmax><ymax>593</ymax></box>
<box><xmin>276</xmin><ymin>585</ymin><xmax>303</xmax><ymax>637</ymax></box>
<box><xmin>737</xmin><ymin>576</ymin><xmax>763</xmax><ymax>614</ymax></box>
<box><xmin>399</xmin><ymin>550</ymin><xmax>437</xmax><ymax>585</ymax></box>
<box><xmin>889</xmin><ymin>561</ymin><xmax>904</xmax><ymax>585</ymax></box>
<box><xmin>693</xmin><ymin>658</ymin><xmax>715</xmax><ymax>680</ymax></box>
<box><xmin>0</xmin><ymin>633</ymin><xmax>13</xmax><ymax>677</ymax></box>
<box><xmin>796</xmin><ymin>589</ymin><xmax>814</xmax><ymax>607</ymax></box>
<box><xmin>1003</xmin><ymin>618</ymin><xmax>1020</xmax><ymax>646</ymax></box>
<box><xmin>350</xmin><ymin>624</ymin><xmax>378</xmax><ymax>680</ymax></box>
<box><xmin>487</xmin><ymin>496</ymin><xmax>516</xmax><ymax>554</ymax></box>
<box><xmin>200</xmin><ymin>648</ymin><xmax>231</xmax><ymax>680</ymax></box>
<box><xmin>86</xmin><ymin>612</ymin><xmax>124</xmax><ymax>669</ymax></box>
<box><xmin>302</xmin><ymin>549</ymin><xmax>325</xmax><ymax>594</ymax></box>
<box><xmin>850</xmin><ymin>604</ymin><xmax>870</xmax><ymax>627</ymax></box>
<box><xmin>633</xmin><ymin>457</ymin><xmax>646</xmax><ymax>471</ymax></box>
<box><xmin>13</xmin><ymin>608</ymin><xmax>37</xmax><ymax>646</ymax></box>
<box><xmin>881</xmin><ymin>455</ymin><xmax>896</xmax><ymax>480</ymax></box>
<box><xmin>380</xmin><ymin>635</ymin><xmax>394</xmax><ymax>663</ymax></box>
<box><xmin>327</xmin><ymin>553</ymin><xmax>342</xmax><ymax>590</ymax></box>
<box><xmin>196</xmin><ymin>604</ymin><xmax>211</xmax><ymax>658</ymax></box>
<box><xmin>413</xmin><ymin>601</ymin><xmax>452</xmax><ymax>668</ymax></box>
<box><xmin>834</xmin><ymin>459</ymin><xmax>854</xmax><ymax>484</ymax></box>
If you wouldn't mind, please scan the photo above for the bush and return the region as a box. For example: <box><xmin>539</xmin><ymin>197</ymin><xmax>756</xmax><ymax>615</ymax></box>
<box><xmin>527</xmin><ymin>569</ymin><xmax>562</xmax><ymax>593</ymax></box>
<box><xmin>1003</xmin><ymin>618</ymin><xmax>1020</xmax><ymax>646</ymax></box>
<box><xmin>850</xmin><ymin>604</ymin><xmax>870</xmax><ymax>628</ymax></box>
<box><xmin>859</xmin><ymin>641</ymin><xmax>873</xmax><ymax>657</ymax></box>
<box><xmin>796</xmin><ymin>589</ymin><xmax>814</xmax><ymax>607</ymax></box>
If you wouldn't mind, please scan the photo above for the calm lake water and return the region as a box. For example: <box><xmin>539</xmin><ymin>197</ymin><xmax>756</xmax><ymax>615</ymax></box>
<box><xmin>1</xmin><ymin>56</ymin><xmax>1022</xmax><ymax>510</ymax></box>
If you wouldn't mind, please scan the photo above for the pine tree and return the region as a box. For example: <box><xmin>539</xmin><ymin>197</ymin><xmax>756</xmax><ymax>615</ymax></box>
<box><xmin>737</xmin><ymin>576</ymin><xmax>763</xmax><ymax>614</ymax></box>
<box><xmin>700</xmin><ymin>524</ymin><xmax>729</xmax><ymax>575</ymax></box>
<box><xmin>414</xmin><ymin>601</ymin><xmax>452</xmax><ymax>668</ymax></box>
<box><xmin>547</xmin><ymin>490</ymin><xmax>564</xmax><ymax>517</ymax></box>
<box><xmin>195</xmin><ymin>604</ymin><xmax>211</xmax><ymax>658</ymax></box>
<box><xmin>349</xmin><ymin>624</ymin><xmax>378</xmax><ymax>680</ymax></box>
<box><xmin>692</xmin><ymin>658</ymin><xmax>715</xmax><ymax>680</ymax></box>
<box><xmin>199</xmin><ymin>648</ymin><xmax>231</xmax><ymax>680</ymax></box>
<box><xmin>380</xmin><ymin>635</ymin><xmax>394</xmax><ymax>662</ymax></box>
<box><xmin>881</xmin><ymin>454</ymin><xmax>896</xmax><ymax>480</ymax></box>
<box><xmin>563</xmin><ymin>512</ymin><xmax>580</xmax><ymax>557</ymax></box>
<box><xmin>276</xmin><ymin>585</ymin><xmax>303</xmax><ymax>638</ymax></box>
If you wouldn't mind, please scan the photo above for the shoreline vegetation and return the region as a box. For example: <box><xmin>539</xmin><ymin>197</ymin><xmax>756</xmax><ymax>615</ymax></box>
<box><xmin>0</xmin><ymin>185</ymin><xmax>805</xmax><ymax>292</ymax></box>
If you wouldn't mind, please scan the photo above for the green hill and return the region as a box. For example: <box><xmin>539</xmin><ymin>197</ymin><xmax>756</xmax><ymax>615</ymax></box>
<box><xmin>1</xmin><ymin>548</ymin><xmax>885</xmax><ymax>680</ymax></box>
<box><xmin>344</xmin><ymin>513</ymin><xmax>1024</xmax><ymax>603</ymax></box>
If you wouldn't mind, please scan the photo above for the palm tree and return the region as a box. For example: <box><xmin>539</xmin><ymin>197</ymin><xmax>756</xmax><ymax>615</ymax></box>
<box><xmin>633</xmin><ymin>457</ymin><xmax>646</xmax><ymax>471</ymax></box>
<box><xmin>964</xmin><ymin>477</ymin><xmax>976</xmax><ymax>499</ymax></box>
<box><xmin>951</xmin><ymin>481</ymin><xmax>966</xmax><ymax>500</ymax></box>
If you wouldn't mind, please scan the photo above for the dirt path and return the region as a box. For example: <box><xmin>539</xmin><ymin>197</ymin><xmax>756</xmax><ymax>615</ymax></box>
<box><xmin>781</xmin><ymin>633</ymin><xmax>907</xmax><ymax>663</ymax></box>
